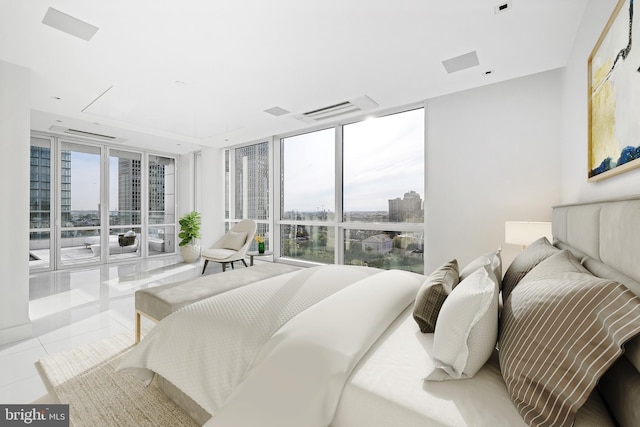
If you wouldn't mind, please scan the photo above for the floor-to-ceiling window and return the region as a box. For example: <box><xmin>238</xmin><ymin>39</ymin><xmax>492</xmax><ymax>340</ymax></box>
<box><xmin>342</xmin><ymin>108</ymin><xmax>424</xmax><ymax>272</ymax></box>
<box><xmin>220</xmin><ymin>106</ymin><xmax>424</xmax><ymax>272</ymax></box>
<box><xmin>59</xmin><ymin>141</ymin><xmax>102</xmax><ymax>267</ymax></box>
<box><xmin>29</xmin><ymin>136</ymin><xmax>52</xmax><ymax>269</ymax></box>
<box><xmin>148</xmin><ymin>155</ymin><xmax>176</xmax><ymax>256</ymax></box>
<box><xmin>29</xmin><ymin>133</ymin><xmax>177</xmax><ymax>271</ymax></box>
<box><xmin>108</xmin><ymin>149</ymin><xmax>142</xmax><ymax>261</ymax></box>
<box><xmin>225</xmin><ymin>141</ymin><xmax>270</xmax><ymax>251</ymax></box>
<box><xmin>276</xmin><ymin>106</ymin><xmax>425</xmax><ymax>273</ymax></box>
<box><xmin>224</xmin><ymin>149</ymin><xmax>230</xmax><ymax>222</ymax></box>
<box><xmin>280</xmin><ymin>128</ymin><xmax>335</xmax><ymax>264</ymax></box>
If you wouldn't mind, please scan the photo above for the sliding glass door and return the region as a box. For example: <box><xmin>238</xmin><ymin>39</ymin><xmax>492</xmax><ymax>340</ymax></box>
<box><xmin>148</xmin><ymin>155</ymin><xmax>176</xmax><ymax>256</ymax></box>
<box><xmin>58</xmin><ymin>142</ymin><xmax>102</xmax><ymax>267</ymax></box>
<box><xmin>108</xmin><ymin>149</ymin><xmax>142</xmax><ymax>260</ymax></box>
<box><xmin>29</xmin><ymin>134</ymin><xmax>177</xmax><ymax>272</ymax></box>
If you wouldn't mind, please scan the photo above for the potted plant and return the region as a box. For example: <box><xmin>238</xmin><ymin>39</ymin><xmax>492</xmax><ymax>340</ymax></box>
<box><xmin>178</xmin><ymin>211</ymin><xmax>201</xmax><ymax>263</ymax></box>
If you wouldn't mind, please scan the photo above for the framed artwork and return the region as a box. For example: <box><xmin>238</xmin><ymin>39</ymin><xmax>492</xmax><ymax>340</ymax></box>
<box><xmin>588</xmin><ymin>0</ymin><xmax>640</xmax><ymax>182</ymax></box>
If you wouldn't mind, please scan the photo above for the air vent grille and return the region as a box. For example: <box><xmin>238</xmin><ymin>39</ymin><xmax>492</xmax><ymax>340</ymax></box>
<box><xmin>442</xmin><ymin>51</ymin><xmax>480</xmax><ymax>74</ymax></box>
<box><xmin>294</xmin><ymin>95</ymin><xmax>378</xmax><ymax>123</ymax></box>
<box><xmin>48</xmin><ymin>125</ymin><xmax>126</xmax><ymax>142</ymax></box>
<box><xmin>65</xmin><ymin>128</ymin><xmax>115</xmax><ymax>139</ymax></box>
<box><xmin>264</xmin><ymin>106</ymin><xmax>290</xmax><ymax>117</ymax></box>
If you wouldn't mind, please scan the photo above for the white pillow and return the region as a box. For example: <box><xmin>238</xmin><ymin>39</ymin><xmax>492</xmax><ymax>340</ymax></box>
<box><xmin>223</xmin><ymin>231</ymin><xmax>248</xmax><ymax>250</ymax></box>
<box><xmin>424</xmin><ymin>264</ymin><xmax>499</xmax><ymax>381</ymax></box>
<box><xmin>459</xmin><ymin>248</ymin><xmax>502</xmax><ymax>288</ymax></box>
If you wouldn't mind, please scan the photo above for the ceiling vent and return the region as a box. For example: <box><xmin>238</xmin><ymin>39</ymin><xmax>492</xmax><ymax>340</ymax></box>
<box><xmin>42</xmin><ymin>7</ymin><xmax>99</xmax><ymax>41</ymax></box>
<box><xmin>264</xmin><ymin>106</ymin><xmax>290</xmax><ymax>117</ymax></box>
<box><xmin>442</xmin><ymin>51</ymin><xmax>480</xmax><ymax>74</ymax></box>
<box><xmin>294</xmin><ymin>95</ymin><xmax>378</xmax><ymax>124</ymax></box>
<box><xmin>48</xmin><ymin>125</ymin><xmax>126</xmax><ymax>142</ymax></box>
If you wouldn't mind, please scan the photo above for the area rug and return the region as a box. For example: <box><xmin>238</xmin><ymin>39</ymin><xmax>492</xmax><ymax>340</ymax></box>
<box><xmin>36</xmin><ymin>333</ymin><xmax>199</xmax><ymax>427</ymax></box>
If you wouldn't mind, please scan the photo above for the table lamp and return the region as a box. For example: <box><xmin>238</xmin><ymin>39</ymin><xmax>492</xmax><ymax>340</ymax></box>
<box><xmin>505</xmin><ymin>221</ymin><xmax>552</xmax><ymax>250</ymax></box>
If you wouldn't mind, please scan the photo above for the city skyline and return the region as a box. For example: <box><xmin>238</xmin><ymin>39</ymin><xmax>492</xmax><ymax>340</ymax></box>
<box><xmin>282</xmin><ymin>194</ymin><xmax>424</xmax><ymax>212</ymax></box>
<box><xmin>31</xmin><ymin>149</ymin><xmax>172</xmax><ymax>221</ymax></box>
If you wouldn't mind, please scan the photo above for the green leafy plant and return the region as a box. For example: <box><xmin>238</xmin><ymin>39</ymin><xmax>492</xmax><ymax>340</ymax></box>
<box><xmin>178</xmin><ymin>211</ymin><xmax>201</xmax><ymax>247</ymax></box>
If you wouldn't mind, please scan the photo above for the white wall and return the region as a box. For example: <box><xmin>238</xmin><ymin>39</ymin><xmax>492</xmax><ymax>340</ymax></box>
<box><xmin>425</xmin><ymin>69</ymin><xmax>563</xmax><ymax>273</ymax></box>
<box><xmin>0</xmin><ymin>60</ymin><xmax>32</xmax><ymax>345</ymax></box>
<box><xmin>199</xmin><ymin>147</ymin><xmax>225</xmax><ymax>250</ymax></box>
<box><xmin>561</xmin><ymin>0</ymin><xmax>640</xmax><ymax>203</ymax></box>
<box><xmin>177</xmin><ymin>149</ymin><xmax>226</xmax><ymax>259</ymax></box>
<box><xmin>177</xmin><ymin>152</ymin><xmax>196</xmax><ymax>217</ymax></box>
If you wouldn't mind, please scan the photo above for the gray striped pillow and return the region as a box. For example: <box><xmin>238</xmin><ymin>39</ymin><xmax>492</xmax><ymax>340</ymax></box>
<box><xmin>499</xmin><ymin>250</ymin><xmax>640</xmax><ymax>427</ymax></box>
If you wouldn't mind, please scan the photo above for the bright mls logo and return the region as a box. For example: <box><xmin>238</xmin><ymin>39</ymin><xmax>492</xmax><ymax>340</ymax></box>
<box><xmin>1</xmin><ymin>405</ymin><xmax>69</xmax><ymax>426</ymax></box>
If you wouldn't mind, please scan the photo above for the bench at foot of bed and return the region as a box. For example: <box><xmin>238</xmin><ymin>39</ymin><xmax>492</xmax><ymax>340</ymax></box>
<box><xmin>134</xmin><ymin>263</ymin><xmax>301</xmax><ymax>343</ymax></box>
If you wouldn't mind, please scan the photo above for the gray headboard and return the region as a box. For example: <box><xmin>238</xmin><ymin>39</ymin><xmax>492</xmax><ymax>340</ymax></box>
<box><xmin>552</xmin><ymin>196</ymin><xmax>640</xmax><ymax>297</ymax></box>
<box><xmin>552</xmin><ymin>196</ymin><xmax>640</xmax><ymax>427</ymax></box>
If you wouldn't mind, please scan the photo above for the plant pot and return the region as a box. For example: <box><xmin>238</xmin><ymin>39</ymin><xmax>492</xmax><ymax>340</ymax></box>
<box><xmin>180</xmin><ymin>244</ymin><xmax>201</xmax><ymax>263</ymax></box>
<box><xmin>258</xmin><ymin>242</ymin><xmax>265</xmax><ymax>253</ymax></box>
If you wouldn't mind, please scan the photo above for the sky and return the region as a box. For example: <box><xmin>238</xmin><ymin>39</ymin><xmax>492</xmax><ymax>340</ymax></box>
<box><xmin>69</xmin><ymin>108</ymin><xmax>424</xmax><ymax>213</ymax></box>
<box><xmin>69</xmin><ymin>151</ymin><xmax>128</xmax><ymax>211</ymax></box>
<box><xmin>283</xmin><ymin>108</ymin><xmax>424</xmax><ymax>213</ymax></box>
<box><xmin>69</xmin><ymin>151</ymin><xmax>100</xmax><ymax>211</ymax></box>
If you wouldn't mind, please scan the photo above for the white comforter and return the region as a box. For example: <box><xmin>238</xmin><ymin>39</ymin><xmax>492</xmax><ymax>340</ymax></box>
<box><xmin>117</xmin><ymin>265</ymin><xmax>423</xmax><ymax>427</ymax></box>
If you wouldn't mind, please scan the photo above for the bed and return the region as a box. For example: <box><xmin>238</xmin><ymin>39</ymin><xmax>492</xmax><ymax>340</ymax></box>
<box><xmin>117</xmin><ymin>196</ymin><xmax>640</xmax><ymax>427</ymax></box>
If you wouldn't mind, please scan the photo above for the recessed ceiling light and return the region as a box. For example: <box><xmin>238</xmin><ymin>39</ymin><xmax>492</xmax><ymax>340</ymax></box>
<box><xmin>42</xmin><ymin>7</ymin><xmax>99</xmax><ymax>41</ymax></box>
<box><xmin>494</xmin><ymin>1</ymin><xmax>512</xmax><ymax>14</ymax></box>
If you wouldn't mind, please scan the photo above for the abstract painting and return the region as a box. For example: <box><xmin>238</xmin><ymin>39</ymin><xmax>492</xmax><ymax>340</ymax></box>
<box><xmin>588</xmin><ymin>0</ymin><xmax>640</xmax><ymax>181</ymax></box>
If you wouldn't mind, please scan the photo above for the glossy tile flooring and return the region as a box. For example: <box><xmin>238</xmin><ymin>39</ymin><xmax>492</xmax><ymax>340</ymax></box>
<box><xmin>0</xmin><ymin>256</ymin><xmax>228</xmax><ymax>404</ymax></box>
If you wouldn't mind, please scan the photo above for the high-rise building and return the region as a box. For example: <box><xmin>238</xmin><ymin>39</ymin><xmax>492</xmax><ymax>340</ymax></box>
<box><xmin>30</xmin><ymin>145</ymin><xmax>71</xmax><ymax>228</ymax></box>
<box><xmin>148</xmin><ymin>159</ymin><xmax>167</xmax><ymax>222</ymax></box>
<box><xmin>388</xmin><ymin>190</ymin><xmax>423</xmax><ymax>222</ymax></box>
<box><xmin>118</xmin><ymin>158</ymin><xmax>167</xmax><ymax>224</ymax></box>
<box><xmin>30</xmin><ymin>147</ymin><xmax>169</xmax><ymax>229</ymax></box>
<box><xmin>234</xmin><ymin>143</ymin><xmax>269</xmax><ymax>220</ymax></box>
<box><xmin>118</xmin><ymin>158</ymin><xmax>142</xmax><ymax>225</ymax></box>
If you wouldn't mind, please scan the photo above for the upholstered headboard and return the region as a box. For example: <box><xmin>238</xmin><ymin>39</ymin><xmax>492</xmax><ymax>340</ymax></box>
<box><xmin>552</xmin><ymin>196</ymin><xmax>640</xmax><ymax>427</ymax></box>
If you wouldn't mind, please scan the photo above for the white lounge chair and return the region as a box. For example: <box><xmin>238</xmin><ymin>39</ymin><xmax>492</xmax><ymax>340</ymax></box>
<box><xmin>201</xmin><ymin>219</ymin><xmax>257</xmax><ymax>274</ymax></box>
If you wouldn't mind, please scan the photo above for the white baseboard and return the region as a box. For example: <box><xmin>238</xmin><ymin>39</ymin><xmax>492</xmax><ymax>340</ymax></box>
<box><xmin>0</xmin><ymin>322</ymin><xmax>32</xmax><ymax>346</ymax></box>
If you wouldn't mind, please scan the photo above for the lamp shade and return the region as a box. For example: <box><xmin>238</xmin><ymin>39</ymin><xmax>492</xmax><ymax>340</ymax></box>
<box><xmin>505</xmin><ymin>221</ymin><xmax>552</xmax><ymax>247</ymax></box>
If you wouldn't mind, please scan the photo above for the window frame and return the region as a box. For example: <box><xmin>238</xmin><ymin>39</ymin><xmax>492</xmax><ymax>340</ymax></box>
<box><xmin>29</xmin><ymin>131</ymin><xmax>178</xmax><ymax>272</ymax></box>
<box><xmin>224</xmin><ymin>140</ymin><xmax>272</xmax><ymax>253</ymax></box>
<box><xmin>273</xmin><ymin>103</ymin><xmax>426</xmax><ymax>272</ymax></box>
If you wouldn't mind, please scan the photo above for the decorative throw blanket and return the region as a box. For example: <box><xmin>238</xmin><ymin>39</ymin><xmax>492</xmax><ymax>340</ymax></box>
<box><xmin>118</xmin><ymin>265</ymin><xmax>423</xmax><ymax>426</ymax></box>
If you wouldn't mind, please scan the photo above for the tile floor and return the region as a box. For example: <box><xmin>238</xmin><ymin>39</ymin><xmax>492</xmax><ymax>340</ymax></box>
<box><xmin>0</xmin><ymin>256</ymin><xmax>230</xmax><ymax>404</ymax></box>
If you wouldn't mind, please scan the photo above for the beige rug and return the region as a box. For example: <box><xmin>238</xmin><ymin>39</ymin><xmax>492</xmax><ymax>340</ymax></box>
<box><xmin>36</xmin><ymin>333</ymin><xmax>199</xmax><ymax>427</ymax></box>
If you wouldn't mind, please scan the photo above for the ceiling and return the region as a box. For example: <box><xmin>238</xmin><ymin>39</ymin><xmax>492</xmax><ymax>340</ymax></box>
<box><xmin>0</xmin><ymin>0</ymin><xmax>589</xmax><ymax>154</ymax></box>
